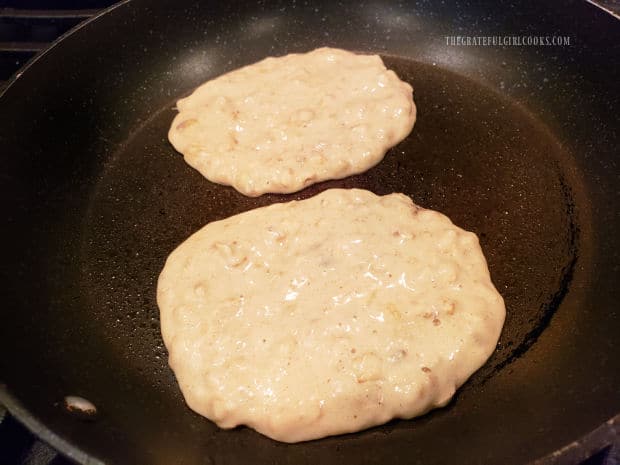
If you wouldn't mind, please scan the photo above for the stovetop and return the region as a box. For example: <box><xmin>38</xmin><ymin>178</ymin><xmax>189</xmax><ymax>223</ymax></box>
<box><xmin>1</xmin><ymin>403</ymin><xmax>70</xmax><ymax>465</ymax></box>
<box><xmin>0</xmin><ymin>0</ymin><xmax>118</xmax><ymax>92</ymax></box>
<box><xmin>1</xmin><ymin>1</ymin><xmax>619</xmax><ymax>464</ymax></box>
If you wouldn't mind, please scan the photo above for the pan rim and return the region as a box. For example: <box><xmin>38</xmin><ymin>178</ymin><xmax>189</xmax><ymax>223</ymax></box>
<box><xmin>0</xmin><ymin>385</ymin><xmax>102</xmax><ymax>464</ymax></box>
<box><xmin>530</xmin><ymin>412</ymin><xmax>620</xmax><ymax>464</ymax></box>
<box><xmin>2</xmin><ymin>380</ymin><xmax>619</xmax><ymax>464</ymax></box>
<box><xmin>0</xmin><ymin>0</ymin><xmax>130</xmax><ymax>101</ymax></box>
<box><xmin>0</xmin><ymin>4</ymin><xmax>132</xmax><ymax>464</ymax></box>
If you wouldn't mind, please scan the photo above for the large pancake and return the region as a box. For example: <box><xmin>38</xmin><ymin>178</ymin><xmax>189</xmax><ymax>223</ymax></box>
<box><xmin>157</xmin><ymin>189</ymin><xmax>505</xmax><ymax>442</ymax></box>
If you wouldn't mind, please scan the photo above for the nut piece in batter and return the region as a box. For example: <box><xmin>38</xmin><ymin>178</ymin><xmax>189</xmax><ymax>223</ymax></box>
<box><xmin>157</xmin><ymin>189</ymin><xmax>505</xmax><ymax>442</ymax></box>
<box><xmin>168</xmin><ymin>48</ymin><xmax>416</xmax><ymax>196</ymax></box>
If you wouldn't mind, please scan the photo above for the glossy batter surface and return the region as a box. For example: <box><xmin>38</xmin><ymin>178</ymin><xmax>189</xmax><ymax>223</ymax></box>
<box><xmin>157</xmin><ymin>189</ymin><xmax>505</xmax><ymax>442</ymax></box>
<box><xmin>168</xmin><ymin>48</ymin><xmax>416</xmax><ymax>196</ymax></box>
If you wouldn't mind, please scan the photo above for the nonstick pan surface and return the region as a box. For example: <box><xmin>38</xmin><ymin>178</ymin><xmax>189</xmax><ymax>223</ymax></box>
<box><xmin>0</xmin><ymin>0</ymin><xmax>618</xmax><ymax>464</ymax></box>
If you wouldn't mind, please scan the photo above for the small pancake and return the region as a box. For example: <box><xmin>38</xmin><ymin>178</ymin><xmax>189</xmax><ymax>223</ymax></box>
<box><xmin>168</xmin><ymin>48</ymin><xmax>416</xmax><ymax>196</ymax></box>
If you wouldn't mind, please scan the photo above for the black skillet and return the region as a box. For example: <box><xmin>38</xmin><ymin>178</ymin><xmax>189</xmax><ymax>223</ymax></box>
<box><xmin>0</xmin><ymin>0</ymin><xmax>619</xmax><ymax>463</ymax></box>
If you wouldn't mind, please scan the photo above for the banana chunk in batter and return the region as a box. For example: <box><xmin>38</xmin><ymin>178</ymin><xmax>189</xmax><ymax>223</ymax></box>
<box><xmin>168</xmin><ymin>48</ymin><xmax>416</xmax><ymax>196</ymax></box>
<box><xmin>157</xmin><ymin>189</ymin><xmax>505</xmax><ymax>442</ymax></box>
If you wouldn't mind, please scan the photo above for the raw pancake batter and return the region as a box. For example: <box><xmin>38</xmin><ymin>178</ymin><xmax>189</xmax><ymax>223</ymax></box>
<box><xmin>157</xmin><ymin>189</ymin><xmax>505</xmax><ymax>442</ymax></box>
<box><xmin>168</xmin><ymin>48</ymin><xmax>416</xmax><ymax>196</ymax></box>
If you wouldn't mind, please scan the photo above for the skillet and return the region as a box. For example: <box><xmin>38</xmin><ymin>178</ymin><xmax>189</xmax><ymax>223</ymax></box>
<box><xmin>0</xmin><ymin>0</ymin><xmax>619</xmax><ymax>463</ymax></box>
